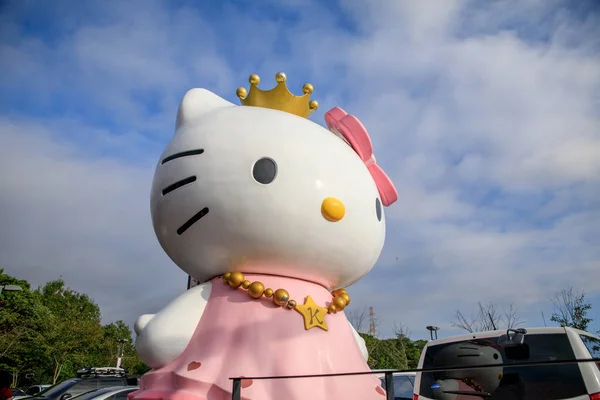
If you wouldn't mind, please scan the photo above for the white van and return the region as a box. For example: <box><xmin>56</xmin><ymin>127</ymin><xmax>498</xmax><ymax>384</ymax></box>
<box><xmin>414</xmin><ymin>327</ymin><xmax>600</xmax><ymax>400</ymax></box>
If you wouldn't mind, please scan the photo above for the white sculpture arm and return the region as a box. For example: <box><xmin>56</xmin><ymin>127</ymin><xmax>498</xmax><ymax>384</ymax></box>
<box><xmin>134</xmin><ymin>282</ymin><xmax>212</xmax><ymax>369</ymax></box>
<box><xmin>348</xmin><ymin>321</ymin><xmax>369</xmax><ymax>362</ymax></box>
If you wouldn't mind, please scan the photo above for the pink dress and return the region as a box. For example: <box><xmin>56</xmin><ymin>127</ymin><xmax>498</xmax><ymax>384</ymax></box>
<box><xmin>129</xmin><ymin>274</ymin><xmax>386</xmax><ymax>400</ymax></box>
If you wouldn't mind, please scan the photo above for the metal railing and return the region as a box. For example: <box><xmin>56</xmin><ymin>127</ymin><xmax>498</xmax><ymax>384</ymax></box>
<box><xmin>229</xmin><ymin>357</ymin><xmax>600</xmax><ymax>400</ymax></box>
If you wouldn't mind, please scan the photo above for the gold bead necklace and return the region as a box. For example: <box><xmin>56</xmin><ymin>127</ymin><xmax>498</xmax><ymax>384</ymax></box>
<box><xmin>221</xmin><ymin>271</ymin><xmax>351</xmax><ymax>331</ymax></box>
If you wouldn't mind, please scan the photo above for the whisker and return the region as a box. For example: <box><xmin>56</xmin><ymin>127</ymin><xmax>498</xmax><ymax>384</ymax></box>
<box><xmin>162</xmin><ymin>176</ymin><xmax>197</xmax><ymax>196</ymax></box>
<box><xmin>177</xmin><ymin>207</ymin><xmax>209</xmax><ymax>235</ymax></box>
<box><xmin>162</xmin><ymin>149</ymin><xmax>204</xmax><ymax>164</ymax></box>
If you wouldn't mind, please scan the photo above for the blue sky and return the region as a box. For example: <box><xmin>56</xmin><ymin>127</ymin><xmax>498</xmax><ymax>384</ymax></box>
<box><xmin>1</xmin><ymin>0</ymin><xmax>599</xmax><ymax>341</ymax></box>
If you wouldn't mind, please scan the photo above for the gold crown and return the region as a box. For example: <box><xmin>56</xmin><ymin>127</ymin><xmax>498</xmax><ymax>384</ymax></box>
<box><xmin>236</xmin><ymin>72</ymin><xmax>319</xmax><ymax>118</ymax></box>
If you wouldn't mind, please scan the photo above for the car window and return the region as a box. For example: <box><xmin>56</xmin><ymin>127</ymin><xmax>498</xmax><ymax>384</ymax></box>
<box><xmin>379</xmin><ymin>376</ymin><xmax>415</xmax><ymax>400</ymax></box>
<box><xmin>580</xmin><ymin>334</ymin><xmax>600</xmax><ymax>358</ymax></box>
<box><xmin>393</xmin><ymin>376</ymin><xmax>414</xmax><ymax>398</ymax></box>
<box><xmin>31</xmin><ymin>379</ymin><xmax>81</xmax><ymax>398</ymax></box>
<box><xmin>13</xmin><ymin>389</ymin><xmax>26</xmax><ymax>397</ymax></box>
<box><xmin>26</xmin><ymin>387</ymin><xmax>40</xmax><ymax>396</ymax></box>
<box><xmin>69</xmin><ymin>380</ymin><xmax>98</xmax><ymax>396</ymax></box>
<box><xmin>97</xmin><ymin>379</ymin><xmax>124</xmax><ymax>389</ymax></box>
<box><xmin>418</xmin><ymin>333</ymin><xmax>587</xmax><ymax>400</ymax></box>
<box><xmin>71</xmin><ymin>387</ymin><xmax>125</xmax><ymax>400</ymax></box>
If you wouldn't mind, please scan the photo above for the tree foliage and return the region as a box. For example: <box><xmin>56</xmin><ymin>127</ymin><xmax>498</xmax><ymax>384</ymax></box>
<box><xmin>452</xmin><ymin>302</ymin><xmax>524</xmax><ymax>333</ymax></box>
<box><xmin>451</xmin><ymin>289</ymin><xmax>597</xmax><ymax>336</ymax></box>
<box><xmin>550</xmin><ymin>286</ymin><xmax>593</xmax><ymax>331</ymax></box>
<box><xmin>358</xmin><ymin>332</ymin><xmax>426</xmax><ymax>370</ymax></box>
<box><xmin>348</xmin><ymin>308</ymin><xmax>426</xmax><ymax>370</ymax></box>
<box><xmin>0</xmin><ymin>270</ymin><xmax>149</xmax><ymax>387</ymax></box>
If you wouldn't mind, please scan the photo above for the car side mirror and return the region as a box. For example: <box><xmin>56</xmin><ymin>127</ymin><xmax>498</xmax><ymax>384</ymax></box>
<box><xmin>60</xmin><ymin>393</ymin><xmax>72</xmax><ymax>400</ymax></box>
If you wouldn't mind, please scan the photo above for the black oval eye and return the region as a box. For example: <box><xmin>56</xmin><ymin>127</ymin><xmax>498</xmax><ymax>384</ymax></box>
<box><xmin>253</xmin><ymin>157</ymin><xmax>277</xmax><ymax>184</ymax></box>
<box><xmin>375</xmin><ymin>198</ymin><xmax>382</xmax><ymax>221</ymax></box>
<box><xmin>493</xmin><ymin>353</ymin><xmax>499</xmax><ymax>360</ymax></box>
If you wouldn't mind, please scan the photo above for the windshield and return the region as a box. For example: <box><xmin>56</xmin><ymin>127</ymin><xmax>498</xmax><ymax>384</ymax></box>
<box><xmin>33</xmin><ymin>379</ymin><xmax>81</xmax><ymax>398</ymax></box>
<box><xmin>71</xmin><ymin>387</ymin><xmax>122</xmax><ymax>400</ymax></box>
<box><xmin>419</xmin><ymin>333</ymin><xmax>587</xmax><ymax>400</ymax></box>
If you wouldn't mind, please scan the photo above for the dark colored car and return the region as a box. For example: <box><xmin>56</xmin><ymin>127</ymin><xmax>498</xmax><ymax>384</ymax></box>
<box><xmin>69</xmin><ymin>386</ymin><xmax>139</xmax><ymax>400</ymax></box>
<box><xmin>12</xmin><ymin>388</ymin><xmax>27</xmax><ymax>398</ymax></box>
<box><xmin>24</xmin><ymin>386</ymin><xmax>52</xmax><ymax>396</ymax></box>
<box><xmin>22</xmin><ymin>375</ymin><xmax>132</xmax><ymax>400</ymax></box>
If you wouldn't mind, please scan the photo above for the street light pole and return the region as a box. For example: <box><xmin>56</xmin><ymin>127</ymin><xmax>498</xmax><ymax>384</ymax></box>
<box><xmin>116</xmin><ymin>339</ymin><xmax>126</xmax><ymax>369</ymax></box>
<box><xmin>426</xmin><ymin>325</ymin><xmax>440</xmax><ymax>340</ymax></box>
<box><xmin>0</xmin><ymin>284</ymin><xmax>23</xmax><ymax>296</ymax></box>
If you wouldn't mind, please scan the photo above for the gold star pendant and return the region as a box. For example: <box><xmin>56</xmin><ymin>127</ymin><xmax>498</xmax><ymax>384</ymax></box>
<box><xmin>294</xmin><ymin>296</ymin><xmax>329</xmax><ymax>331</ymax></box>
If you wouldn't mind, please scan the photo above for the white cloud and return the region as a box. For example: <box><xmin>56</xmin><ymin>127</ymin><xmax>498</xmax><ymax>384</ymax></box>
<box><xmin>1</xmin><ymin>0</ymin><xmax>599</xmax><ymax>341</ymax></box>
<box><xmin>0</xmin><ymin>117</ymin><xmax>185</xmax><ymax>325</ymax></box>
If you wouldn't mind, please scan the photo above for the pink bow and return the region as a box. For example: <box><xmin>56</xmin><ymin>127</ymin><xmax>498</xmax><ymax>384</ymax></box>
<box><xmin>324</xmin><ymin>107</ymin><xmax>398</xmax><ymax>207</ymax></box>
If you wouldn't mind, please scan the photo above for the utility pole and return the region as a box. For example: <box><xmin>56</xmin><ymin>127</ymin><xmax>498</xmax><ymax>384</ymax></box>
<box><xmin>368</xmin><ymin>307</ymin><xmax>377</xmax><ymax>336</ymax></box>
<box><xmin>116</xmin><ymin>339</ymin><xmax>126</xmax><ymax>369</ymax></box>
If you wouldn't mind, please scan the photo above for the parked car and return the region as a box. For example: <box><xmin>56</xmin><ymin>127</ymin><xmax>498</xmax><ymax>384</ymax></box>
<box><xmin>20</xmin><ymin>368</ymin><xmax>134</xmax><ymax>400</ymax></box>
<box><xmin>12</xmin><ymin>388</ymin><xmax>27</xmax><ymax>400</ymax></box>
<box><xmin>69</xmin><ymin>386</ymin><xmax>138</xmax><ymax>400</ymax></box>
<box><xmin>19</xmin><ymin>378</ymin><xmax>81</xmax><ymax>400</ymax></box>
<box><xmin>374</xmin><ymin>371</ymin><xmax>416</xmax><ymax>400</ymax></box>
<box><xmin>24</xmin><ymin>386</ymin><xmax>51</xmax><ymax>397</ymax></box>
<box><xmin>414</xmin><ymin>326</ymin><xmax>600</xmax><ymax>400</ymax></box>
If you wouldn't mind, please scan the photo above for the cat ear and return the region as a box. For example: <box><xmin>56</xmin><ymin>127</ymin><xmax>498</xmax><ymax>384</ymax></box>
<box><xmin>175</xmin><ymin>88</ymin><xmax>235</xmax><ymax>130</ymax></box>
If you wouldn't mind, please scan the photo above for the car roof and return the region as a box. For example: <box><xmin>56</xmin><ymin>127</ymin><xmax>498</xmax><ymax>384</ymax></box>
<box><xmin>79</xmin><ymin>387</ymin><xmax>131</xmax><ymax>395</ymax></box>
<box><xmin>70</xmin><ymin>386</ymin><xmax>138</xmax><ymax>400</ymax></box>
<box><xmin>74</xmin><ymin>388</ymin><xmax>120</xmax><ymax>397</ymax></box>
<box><xmin>569</xmin><ymin>327</ymin><xmax>600</xmax><ymax>339</ymax></box>
<box><xmin>77</xmin><ymin>375</ymin><xmax>126</xmax><ymax>380</ymax></box>
<box><xmin>423</xmin><ymin>326</ymin><xmax>570</xmax><ymax>347</ymax></box>
<box><xmin>424</xmin><ymin>326</ymin><xmax>600</xmax><ymax>348</ymax></box>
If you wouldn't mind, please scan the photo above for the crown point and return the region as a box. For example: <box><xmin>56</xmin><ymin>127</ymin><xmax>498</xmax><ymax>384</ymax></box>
<box><xmin>236</xmin><ymin>87</ymin><xmax>247</xmax><ymax>100</ymax></box>
<box><xmin>302</xmin><ymin>83</ymin><xmax>314</xmax><ymax>95</ymax></box>
<box><xmin>275</xmin><ymin>72</ymin><xmax>287</xmax><ymax>83</ymax></box>
<box><xmin>249</xmin><ymin>74</ymin><xmax>260</xmax><ymax>85</ymax></box>
<box><xmin>237</xmin><ymin>72</ymin><xmax>317</xmax><ymax>118</ymax></box>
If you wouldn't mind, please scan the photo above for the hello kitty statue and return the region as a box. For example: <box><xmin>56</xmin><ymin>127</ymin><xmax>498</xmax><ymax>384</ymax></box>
<box><xmin>130</xmin><ymin>73</ymin><xmax>398</xmax><ymax>400</ymax></box>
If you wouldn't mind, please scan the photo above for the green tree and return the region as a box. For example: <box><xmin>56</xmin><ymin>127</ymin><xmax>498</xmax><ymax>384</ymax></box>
<box><xmin>393</xmin><ymin>323</ymin><xmax>427</xmax><ymax>370</ymax></box>
<box><xmin>401</xmin><ymin>337</ymin><xmax>427</xmax><ymax>370</ymax></box>
<box><xmin>98</xmin><ymin>320</ymin><xmax>150</xmax><ymax>375</ymax></box>
<box><xmin>36</xmin><ymin>279</ymin><xmax>104</xmax><ymax>383</ymax></box>
<box><xmin>0</xmin><ymin>270</ymin><xmax>53</xmax><ymax>386</ymax></box>
<box><xmin>550</xmin><ymin>287</ymin><xmax>593</xmax><ymax>331</ymax></box>
<box><xmin>1</xmin><ymin>270</ymin><xmax>151</xmax><ymax>386</ymax></box>
<box><xmin>360</xmin><ymin>333</ymin><xmax>408</xmax><ymax>370</ymax></box>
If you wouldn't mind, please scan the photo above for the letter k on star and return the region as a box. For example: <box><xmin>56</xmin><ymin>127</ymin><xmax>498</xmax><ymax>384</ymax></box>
<box><xmin>294</xmin><ymin>296</ymin><xmax>329</xmax><ymax>331</ymax></box>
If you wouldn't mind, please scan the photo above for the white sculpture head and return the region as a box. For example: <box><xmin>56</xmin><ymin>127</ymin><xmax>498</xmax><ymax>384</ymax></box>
<box><xmin>150</xmin><ymin>81</ymin><xmax>397</xmax><ymax>290</ymax></box>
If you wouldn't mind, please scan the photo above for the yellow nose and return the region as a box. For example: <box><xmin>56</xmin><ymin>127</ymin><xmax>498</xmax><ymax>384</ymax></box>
<box><xmin>321</xmin><ymin>197</ymin><xmax>346</xmax><ymax>222</ymax></box>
